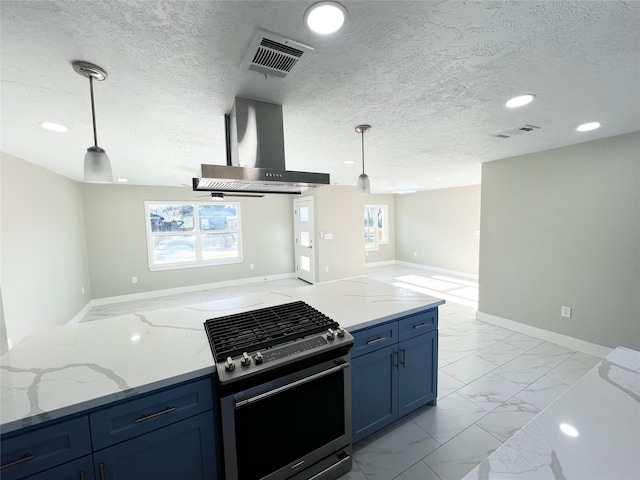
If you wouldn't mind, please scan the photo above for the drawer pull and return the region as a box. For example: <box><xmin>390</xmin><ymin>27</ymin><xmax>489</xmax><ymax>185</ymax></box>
<box><xmin>367</xmin><ymin>337</ymin><xmax>386</xmax><ymax>345</ymax></box>
<box><xmin>80</xmin><ymin>471</ymin><xmax>86</xmax><ymax>480</ymax></box>
<box><xmin>413</xmin><ymin>322</ymin><xmax>429</xmax><ymax>329</ymax></box>
<box><xmin>99</xmin><ymin>463</ymin><xmax>106</xmax><ymax>480</ymax></box>
<box><xmin>134</xmin><ymin>406</ymin><xmax>176</xmax><ymax>423</ymax></box>
<box><xmin>1</xmin><ymin>453</ymin><xmax>35</xmax><ymax>470</ymax></box>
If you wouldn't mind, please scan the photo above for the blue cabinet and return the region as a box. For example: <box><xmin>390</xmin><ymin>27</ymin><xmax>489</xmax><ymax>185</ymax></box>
<box><xmin>1</xmin><ymin>377</ymin><xmax>218</xmax><ymax>480</ymax></box>
<box><xmin>0</xmin><ymin>416</ymin><xmax>91</xmax><ymax>480</ymax></box>
<box><xmin>27</xmin><ymin>455</ymin><xmax>95</xmax><ymax>480</ymax></box>
<box><xmin>93</xmin><ymin>411</ymin><xmax>216</xmax><ymax>480</ymax></box>
<box><xmin>352</xmin><ymin>343</ymin><xmax>399</xmax><ymax>442</ymax></box>
<box><xmin>351</xmin><ymin>308</ymin><xmax>438</xmax><ymax>444</ymax></box>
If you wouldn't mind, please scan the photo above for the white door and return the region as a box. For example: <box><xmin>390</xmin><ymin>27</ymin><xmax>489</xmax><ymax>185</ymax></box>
<box><xmin>293</xmin><ymin>197</ymin><xmax>315</xmax><ymax>284</ymax></box>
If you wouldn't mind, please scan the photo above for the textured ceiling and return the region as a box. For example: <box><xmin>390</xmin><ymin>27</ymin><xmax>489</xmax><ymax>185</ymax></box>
<box><xmin>1</xmin><ymin>1</ymin><xmax>639</xmax><ymax>193</ymax></box>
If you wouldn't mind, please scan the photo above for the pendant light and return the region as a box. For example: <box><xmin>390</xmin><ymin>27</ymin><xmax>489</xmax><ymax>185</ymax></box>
<box><xmin>73</xmin><ymin>61</ymin><xmax>113</xmax><ymax>183</ymax></box>
<box><xmin>355</xmin><ymin>124</ymin><xmax>371</xmax><ymax>195</ymax></box>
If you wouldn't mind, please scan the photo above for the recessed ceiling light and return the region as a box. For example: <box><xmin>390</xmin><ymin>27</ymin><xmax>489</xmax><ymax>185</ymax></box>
<box><xmin>505</xmin><ymin>94</ymin><xmax>536</xmax><ymax>108</ymax></box>
<box><xmin>559</xmin><ymin>423</ymin><xmax>579</xmax><ymax>437</ymax></box>
<box><xmin>305</xmin><ymin>1</ymin><xmax>348</xmax><ymax>34</ymax></box>
<box><xmin>117</xmin><ymin>178</ymin><xmax>128</xmax><ymax>183</ymax></box>
<box><xmin>344</xmin><ymin>160</ymin><xmax>355</xmax><ymax>165</ymax></box>
<box><xmin>40</xmin><ymin>122</ymin><xmax>68</xmax><ymax>132</ymax></box>
<box><xmin>435</xmin><ymin>177</ymin><xmax>443</xmax><ymax>182</ymax></box>
<box><xmin>576</xmin><ymin>121</ymin><xmax>601</xmax><ymax>132</ymax></box>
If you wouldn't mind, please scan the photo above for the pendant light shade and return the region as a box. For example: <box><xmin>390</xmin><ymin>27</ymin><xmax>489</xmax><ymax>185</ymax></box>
<box><xmin>73</xmin><ymin>61</ymin><xmax>113</xmax><ymax>183</ymax></box>
<box><xmin>355</xmin><ymin>124</ymin><xmax>371</xmax><ymax>195</ymax></box>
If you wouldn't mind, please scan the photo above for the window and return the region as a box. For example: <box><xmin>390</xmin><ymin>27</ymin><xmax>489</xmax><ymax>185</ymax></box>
<box><xmin>364</xmin><ymin>205</ymin><xmax>389</xmax><ymax>251</ymax></box>
<box><xmin>145</xmin><ymin>201</ymin><xmax>242</xmax><ymax>270</ymax></box>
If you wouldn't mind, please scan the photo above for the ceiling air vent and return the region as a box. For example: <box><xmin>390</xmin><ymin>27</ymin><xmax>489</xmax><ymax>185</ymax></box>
<box><xmin>493</xmin><ymin>124</ymin><xmax>541</xmax><ymax>139</ymax></box>
<box><xmin>240</xmin><ymin>29</ymin><xmax>313</xmax><ymax>79</ymax></box>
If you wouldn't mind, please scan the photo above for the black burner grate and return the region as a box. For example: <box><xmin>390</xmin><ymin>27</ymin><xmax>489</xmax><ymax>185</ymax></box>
<box><xmin>204</xmin><ymin>301</ymin><xmax>338</xmax><ymax>361</ymax></box>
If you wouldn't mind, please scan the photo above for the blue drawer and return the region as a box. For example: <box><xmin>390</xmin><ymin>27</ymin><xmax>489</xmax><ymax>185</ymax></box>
<box><xmin>398</xmin><ymin>309</ymin><xmax>438</xmax><ymax>341</ymax></box>
<box><xmin>28</xmin><ymin>454</ymin><xmax>95</xmax><ymax>480</ymax></box>
<box><xmin>0</xmin><ymin>416</ymin><xmax>91</xmax><ymax>480</ymax></box>
<box><xmin>90</xmin><ymin>377</ymin><xmax>213</xmax><ymax>450</ymax></box>
<box><xmin>350</xmin><ymin>322</ymin><xmax>398</xmax><ymax>358</ymax></box>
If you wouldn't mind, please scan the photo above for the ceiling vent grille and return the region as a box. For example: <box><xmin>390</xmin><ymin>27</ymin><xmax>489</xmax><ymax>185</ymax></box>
<box><xmin>241</xmin><ymin>29</ymin><xmax>313</xmax><ymax>79</ymax></box>
<box><xmin>493</xmin><ymin>124</ymin><xmax>541</xmax><ymax>138</ymax></box>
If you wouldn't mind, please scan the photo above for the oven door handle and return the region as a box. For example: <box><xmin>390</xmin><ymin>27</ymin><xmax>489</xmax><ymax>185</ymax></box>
<box><xmin>235</xmin><ymin>362</ymin><xmax>349</xmax><ymax>408</ymax></box>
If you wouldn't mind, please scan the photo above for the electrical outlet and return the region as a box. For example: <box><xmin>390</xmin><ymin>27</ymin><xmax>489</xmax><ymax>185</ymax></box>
<box><xmin>81</xmin><ymin>286</ymin><xmax>85</xmax><ymax>295</ymax></box>
<box><xmin>413</xmin><ymin>251</ymin><xmax>418</xmax><ymax>257</ymax></box>
<box><xmin>131</xmin><ymin>276</ymin><xmax>138</xmax><ymax>284</ymax></box>
<box><xmin>561</xmin><ymin>306</ymin><xmax>572</xmax><ymax>318</ymax></box>
<box><xmin>325</xmin><ymin>266</ymin><xmax>329</xmax><ymax>272</ymax></box>
<box><xmin>250</xmin><ymin>264</ymin><xmax>254</xmax><ymax>270</ymax></box>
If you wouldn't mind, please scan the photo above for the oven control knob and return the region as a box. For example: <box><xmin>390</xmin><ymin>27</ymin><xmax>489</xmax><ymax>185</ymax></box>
<box><xmin>225</xmin><ymin>357</ymin><xmax>235</xmax><ymax>371</ymax></box>
<box><xmin>337</xmin><ymin>326</ymin><xmax>346</xmax><ymax>337</ymax></box>
<box><xmin>241</xmin><ymin>352</ymin><xmax>251</xmax><ymax>367</ymax></box>
<box><xmin>326</xmin><ymin>328</ymin><xmax>335</xmax><ymax>340</ymax></box>
<box><xmin>254</xmin><ymin>351</ymin><xmax>264</xmax><ymax>365</ymax></box>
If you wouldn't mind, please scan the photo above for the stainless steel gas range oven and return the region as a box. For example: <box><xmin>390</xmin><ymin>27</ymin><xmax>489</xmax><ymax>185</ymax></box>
<box><xmin>204</xmin><ymin>301</ymin><xmax>354</xmax><ymax>480</ymax></box>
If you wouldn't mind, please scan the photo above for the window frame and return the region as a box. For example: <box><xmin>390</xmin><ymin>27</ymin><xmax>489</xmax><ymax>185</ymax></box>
<box><xmin>144</xmin><ymin>200</ymin><xmax>243</xmax><ymax>271</ymax></box>
<box><xmin>364</xmin><ymin>204</ymin><xmax>389</xmax><ymax>251</ymax></box>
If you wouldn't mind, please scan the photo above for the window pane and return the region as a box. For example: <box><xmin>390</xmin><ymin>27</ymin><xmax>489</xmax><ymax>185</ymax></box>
<box><xmin>300</xmin><ymin>255</ymin><xmax>311</xmax><ymax>272</ymax></box>
<box><xmin>199</xmin><ymin>204</ymin><xmax>238</xmax><ymax>231</ymax></box>
<box><xmin>153</xmin><ymin>235</ymin><xmax>195</xmax><ymax>264</ymax></box>
<box><xmin>202</xmin><ymin>233</ymin><xmax>239</xmax><ymax>260</ymax></box>
<box><xmin>299</xmin><ymin>206</ymin><xmax>309</xmax><ymax>223</ymax></box>
<box><xmin>300</xmin><ymin>231</ymin><xmax>310</xmax><ymax>247</ymax></box>
<box><xmin>149</xmin><ymin>204</ymin><xmax>194</xmax><ymax>232</ymax></box>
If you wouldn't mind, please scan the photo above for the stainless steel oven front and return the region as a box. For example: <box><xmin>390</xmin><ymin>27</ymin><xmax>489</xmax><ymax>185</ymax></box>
<box><xmin>220</xmin><ymin>353</ymin><xmax>352</xmax><ymax>480</ymax></box>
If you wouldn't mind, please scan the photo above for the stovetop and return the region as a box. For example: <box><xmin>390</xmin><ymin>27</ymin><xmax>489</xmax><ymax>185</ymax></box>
<box><xmin>204</xmin><ymin>301</ymin><xmax>353</xmax><ymax>384</ymax></box>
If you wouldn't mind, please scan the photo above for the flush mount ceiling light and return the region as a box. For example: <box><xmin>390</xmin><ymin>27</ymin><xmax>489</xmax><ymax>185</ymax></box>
<box><xmin>304</xmin><ymin>1</ymin><xmax>348</xmax><ymax>34</ymax></box>
<box><xmin>577</xmin><ymin>121</ymin><xmax>601</xmax><ymax>132</ymax></box>
<box><xmin>355</xmin><ymin>124</ymin><xmax>371</xmax><ymax>195</ymax></box>
<box><xmin>505</xmin><ymin>94</ymin><xmax>536</xmax><ymax>108</ymax></box>
<box><xmin>73</xmin><ymin>61</ymin><xmax>113</xmax><ymax>183</ymax></box>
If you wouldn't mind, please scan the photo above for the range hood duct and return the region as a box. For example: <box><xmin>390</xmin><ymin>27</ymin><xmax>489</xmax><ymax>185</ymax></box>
<box><xmin>193</xmin><ymin>97</ymin><xmax>330</xmax><ymax>195</ymax></box>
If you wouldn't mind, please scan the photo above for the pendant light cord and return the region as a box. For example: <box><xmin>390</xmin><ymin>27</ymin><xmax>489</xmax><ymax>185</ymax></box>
<box><xmin>361</xmin><ymin>130</ymin><xmax>365</xmax><ymax>175</ymax></box>
<box><xmin>89</xmin><ymin>75</ymin><xmax>98</xmax><ymax>147</ymax></box>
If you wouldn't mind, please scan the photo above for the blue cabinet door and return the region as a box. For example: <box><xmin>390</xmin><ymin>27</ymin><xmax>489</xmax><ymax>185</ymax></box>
<box><xmin>351</xmin><ymin>344</ymin><xmax>398</xmax><ymax>444</ymax></box>
<box><xmin>398</xmin><ymin>330</ymin><xmax>438</xmax><ymax>418</ymax></box>
<box><xmin>92</xmin><ymin>411</ymin><xmax>216</xmax><ymax>480</ymax></box>
<box><xmin>28</xmin><ymin>455</ymin><xmax>95</xmax><ymax>480</ymax></box>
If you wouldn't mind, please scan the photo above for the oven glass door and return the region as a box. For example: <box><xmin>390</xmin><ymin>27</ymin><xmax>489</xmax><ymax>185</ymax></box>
<box><xmin>221</xmin><ymin>356</ymin><xmax>351</xmax><ymax>480</ymax></box>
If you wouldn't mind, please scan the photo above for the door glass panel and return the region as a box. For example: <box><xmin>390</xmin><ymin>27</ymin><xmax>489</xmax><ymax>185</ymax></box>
<box><xmin>300</xmin><ymin>206</ymin><xmax>309</xmax><ymax>222</ymax></box>
<box><xmin>300</xmin><ymin>231</ymin><xmax>310</xmax><ymax>247</ymax></box>
<box><xmin>300</xmin><ymin>255</ymin><xmax>310</xmax><ymax>272</ymax></box>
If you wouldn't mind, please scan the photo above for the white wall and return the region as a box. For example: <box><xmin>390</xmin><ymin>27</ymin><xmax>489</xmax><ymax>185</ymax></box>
<box><xmin>478</xmin><ymin>132</ymin><xmax>640</xmax><ymax>350</ymax></box>
<box><xmin>1</xmin><ymin>152</ymin><xmax>92</xmax><ymax>347</ymax></box>
<box><xmin>82</xmin><ymin>183</ymin><xmax>295</xmax><ymax>298</ymax></box>
<box><xmin>308</xmin><ymin>185</ymin><xmax>365</xmax><ymax>282</ymax></box>
<box><xmin>395</xmin><ymin>186</ymin><xmax>481</xmax><ymax>275</ymax></box>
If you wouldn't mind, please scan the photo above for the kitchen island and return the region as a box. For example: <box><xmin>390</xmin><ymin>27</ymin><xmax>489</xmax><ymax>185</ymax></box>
<box><xmin>462</xmin><ymin>346</ymin><xmax>640</xmax><ymax>480</ymax></box>
<box><xmin>0</xmin><ymin>277</ymin><xmax>444</xmax><ymax>479</ymax></box>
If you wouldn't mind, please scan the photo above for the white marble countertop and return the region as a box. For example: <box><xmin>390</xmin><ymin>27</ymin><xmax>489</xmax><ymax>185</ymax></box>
<box><xmin>0</xmin><ymin>277</ymin><xmax>443</xmax><ymax>434</ymax></box>
<box><xmin>463</xmin><ymin>346</ymin><xmax>640</xmax><ymax>480</ymax></box>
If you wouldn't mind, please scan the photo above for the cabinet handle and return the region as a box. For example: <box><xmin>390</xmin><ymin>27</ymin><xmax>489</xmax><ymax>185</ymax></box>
<box><xmin>413</xmin><ymin>322</ymin><xmax>429</xmax><ymax>329</ymax></box>
<box><xmin>392</xmin><ymin>350</ymin><xmax>399</xmax><ymax>368</ymax></box>
<box><xmin>400</xmin><ymin>347</ymin><xmax>406</xmax><ymax>368</ymax></box>
<box><xmin>367</xmin><ymin>337</ymin><xmax>386</xmax><ymax>345</ymax></box>
<box><xmin>80</xmin><ymin>471</ymin><xmax>86</xmax><ymax>480</ymax></box>
<box><xmin>134</xmin><ymin>406</ymin><xmax>176</xmax><ymax>423</ymax></box>
<box><xmin>1</xmin><ymin>453</ymin><xmax>35</xmax><ymax>470</ymax></box>
<box><xmin>99</xmin><ymin>463</ymin><xmax>106</xmax><ymax>480</ymax></box>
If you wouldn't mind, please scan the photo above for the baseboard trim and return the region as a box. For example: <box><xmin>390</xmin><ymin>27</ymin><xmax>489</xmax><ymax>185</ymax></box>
<box><xmin>391</xmin><ymin>261</ymin><xmax>479</xmax><ymax>281</ymax></box>
<box><xmin>476</xmin><ymin>311</ymin><xmax>612</xmax><ymax>359</ymax></box>
<box><xmin>364</xmin><ymin>260</ymin><xmax>397</xmax><ymax>268</ymax></box>
<box><xmin>89</xmin><ymin>272</ymin><xmax>297</xmax><ymax>307</ymax></box>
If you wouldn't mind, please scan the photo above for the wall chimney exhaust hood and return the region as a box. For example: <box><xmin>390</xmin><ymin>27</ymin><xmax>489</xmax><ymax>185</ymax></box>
<box><xmin>193</xmin><ymin>97</ymin><xmax>330</xmax><ymax>195</ymax></box>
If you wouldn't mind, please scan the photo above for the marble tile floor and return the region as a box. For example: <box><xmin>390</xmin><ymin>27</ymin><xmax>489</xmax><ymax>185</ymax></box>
<box><xmin>81</xmin><ymin>265</ymin><xmax>601</xmax><ymax>480</ymax></box>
